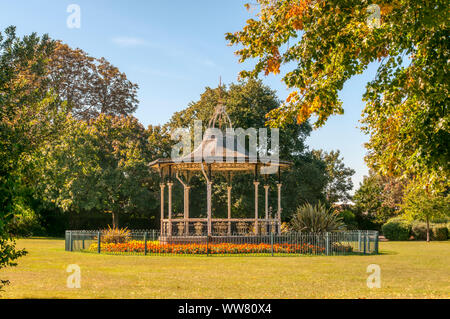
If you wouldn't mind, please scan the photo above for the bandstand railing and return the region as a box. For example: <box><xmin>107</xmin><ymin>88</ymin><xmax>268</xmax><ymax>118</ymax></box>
<box><xmin>161</xmin><ymin>218</ymin><xmax>281</xmax><ymax>237</ymax></box>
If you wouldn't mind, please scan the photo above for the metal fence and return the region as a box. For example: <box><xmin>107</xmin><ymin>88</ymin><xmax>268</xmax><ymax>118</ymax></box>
<box><xmin>65</xmin><ymin>230</ymin><xmax>379</xmax><ymax>256</ymax></box>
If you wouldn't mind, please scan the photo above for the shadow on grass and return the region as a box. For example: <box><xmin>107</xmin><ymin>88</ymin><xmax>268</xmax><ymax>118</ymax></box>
<box><xmin>25</xmin><ymin>237</ymin><xmax>65</xmax><ymax>240</ymax></box>
<box><xmin>376</xmin><ymin>250</ymin><xmax>399</xmax><ymax>256</ymax></box>
<box><xmin>72</xmin><ymin>249</ymin><xmax>395</xmax><ymax>258</ymax></box>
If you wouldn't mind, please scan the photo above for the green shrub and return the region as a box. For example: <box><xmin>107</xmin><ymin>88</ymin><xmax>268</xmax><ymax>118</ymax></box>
<box><xmin>431</xmin><ymin>225</ymin><xmax>449</xmax><ymax>241</ymax></box>
<box><xmin>338</xmin><ymin>210</ymin><xmax>358</xmax><ymax>230</ymax></box>
<box><xmin>431</xmin><ymin>217</ymin><xmax>450</xmax><ymax>223</ymax></box>
<box><xmin>411</xmin><ymin>222</ymin><xmax>428</xmax><ymax>240</ymax></box>
<box><xmin>408</xmin><ymin>221</ymin><xmax>449</xmax><ymax>241</ymax></box>
<box><xmin>290</xmin><ymin>202</ymin><xmax>346</xmax><ymax>232</ymax></box>
<box><xmin>381</xmin><ymin>217</ymin><xmax>411</xmax><ymax>241</ymax></box>
<box><xmin>8</xmin><ymin>204</ymin><xmax>44</xmax><ymax>237</ymax></box>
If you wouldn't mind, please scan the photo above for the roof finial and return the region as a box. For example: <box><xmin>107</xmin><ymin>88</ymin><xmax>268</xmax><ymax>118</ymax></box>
<box><xmin>218</xmin><ymin>76</ymin><xmax>222</xmax><ymax>102</ymax></box>
<box><xmin>208</xmin><ymin>76</ymin><xmax>232</xmax><ymax>129</ymax></box>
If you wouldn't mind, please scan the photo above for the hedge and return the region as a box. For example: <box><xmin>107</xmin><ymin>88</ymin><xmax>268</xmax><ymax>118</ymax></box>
<box><xmin>432</xmin><ymin>225</ymin><xmax>449</xmax><ymax>241</ymax></box>
<box><xmin>381</xmin><ymin>217</ymin><xmax>412</xmax><ymax>241</ymax></box>
<box><xmin>383</xmin><ymin>218</ymin><xmax>450</xmax><ymax>241</ymax></box>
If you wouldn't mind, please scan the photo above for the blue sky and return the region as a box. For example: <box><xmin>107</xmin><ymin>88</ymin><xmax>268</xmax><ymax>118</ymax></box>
<box><xmin>0</xmin><ymin>0</ymin><xmax>378</xmax><ymax>192</ymax></box>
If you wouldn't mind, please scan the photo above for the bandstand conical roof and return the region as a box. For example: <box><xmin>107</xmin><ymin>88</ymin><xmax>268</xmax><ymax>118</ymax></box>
<box><xmin>149</xmin><ymin>99</ymin><xmax>292</xmax><ymax>173</ymax></box>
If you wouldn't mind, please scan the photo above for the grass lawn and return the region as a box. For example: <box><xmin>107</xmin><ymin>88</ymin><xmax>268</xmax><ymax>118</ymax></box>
<box><xmin>0</xmin><ymin>238</ymin><xmax>449</xmax><ymax>298</ymax></box>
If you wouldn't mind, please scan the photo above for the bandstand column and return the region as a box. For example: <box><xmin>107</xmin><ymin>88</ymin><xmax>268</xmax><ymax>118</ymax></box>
<box><xmin>277</xmin><ymin>183</ymin><xmax>282</xmax><ymax>235</ymax></box>
<box><xmin>264</xmin><ymin>184</ymin><xmax>269</xmax><ymax>231</ymax></box>
<box><xmin>207</xmin><ymin>181</ymin><xmax>212</xmax><ymax>236</ymax></box>
<box><xmin>160</xmin><ymin>183</ymin><xmax>165</xmax><ymax>235</ymax></box>
<box><xmin>184</xmin><ymin>186</ymin><xmax>190</xmax><ymax>235</ymax></box>
<box><xmin>227</xmin><ymin>185</ymin><xmax>232</xmax><ymax>235</ymax></box>
<box><xmin>254</xmin><ymin>181</ymin><xmax>260</xmax><ymax>234</ymax></box>
<box><xmin>167</xmin><ymin>182</ymin><xmax>173</xmax><ymax>236</ymax></box>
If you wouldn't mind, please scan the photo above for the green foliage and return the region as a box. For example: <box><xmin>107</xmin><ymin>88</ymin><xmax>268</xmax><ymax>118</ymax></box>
<box><xmin>381</xmin><ymin>217</ymin><xmax>412</xmax><ymax>241</ymax></box>
<box><xmin>44</xmin><ymin>42</ymin><xmax>139</xmax><ymax>120</ymax></box>
<box><xmin>8</xmin><ymin>201</ymin><xmax>44</xmax><ymax>237</ymax></box>
<box><xmin>0</xmin><ymin>25</ymin><xmax>56</xmax><ymax>288</ymax></box>
<box><xmin>147</xmin><ymin>124</ymin><xmax>173</xmax><ymax>160</ymax></box>
<box><xmin>402</xmin><ymin>185</ymin><xmax>449</xmax><ymax>241</ymax></box>
<box><xmin>431</xmin><ymin>225</ymin><xmax>448</xmax><ymax>241</ymax></box>
<box><xmin>0</xmin><ymin>239</ymin><xmax>27</xmax><ymax>290</ymax></box>
<box><xmin>353</xmin><ymin>171</ymin><xmax>403</xmax><ymax>227</ymax></box>
<box><xmin>398</xmin><ymin>221</ymin><xmax>449</xmax><ymax>241</ymax></box>
<box><xmin>0</xmin><ymin>25</ymin><xmax>145</xmax><ymax>239</ymax></box>
<box><xmin>35</xmin><ymin>114</ymin><xmax>156</xmax><ymax>228</ymax></box>
<box><xmin>281</xmin><ymin>153</ymin><xmax>328</xmax><ymax>218</ymax></box>
<box><xmin>227</xmin><ymin>0</ymin><xmax>449</xmax><ymax>195</ymax></box>
<box><xmin>411</xmin><ymin>222</ymin><xmax>429</xmax><ymax>241</ymax></box>
<box><xmin>430</xmin><ymin>217</ymin><xmax>450</xmax><ymax>224</ymax></box>
<box><xmin>290</xmin><ymin>202</ymin><xmax>345</xmax><ymax>233</ymax></box>
<box><xmin>312</xmin><ymin>150</ymin><xmax>355</xmax><ymax>204</ymax></box>
<box><xmin>338</xmin><ymin>209</ymin><xmax>358</xmax><ymax>230</ymax></box>
<box><xmin>402</xmin><ymin>188</ymin><xmax>450</xmax><ymax>223</ymax></box>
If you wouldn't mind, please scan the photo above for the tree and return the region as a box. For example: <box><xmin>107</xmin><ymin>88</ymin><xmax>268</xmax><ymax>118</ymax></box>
<box><xmin>226</xmin><ymin>0</ymin><xmax>449</xmax><ymax>193</ymax></box>
<box><xmin>147</xmin><ymin>124</ymin><xmax>174</xmax><ymax>160</ymax></box>
<box><xmin>92</xmin><ymin>57</ymin><xmax>139</xmax><ymax>117</ymax></box>
<box><xmin>402</xmin><ymin>187</ymin><xmax>450</xmax><ymax>242</ymax></box>
<box><xmin>312</xmin><ymin>150</ymin><xmax>355</xmax><ymax>204</ymax></box>
<box><xmin>353</xmin><ymin>170</ymin><xmax>404</xmax><ymax>228</ymax></box>
<box><xmin>0</xmin><ymin>26</ymin><xmax>58</xmax><ymax>288</ymax></box>
<box><xmin>353</xmin><ymin>174</ymin><xmax>386</xmax><ymax>229</ymax></box>
<box><xmin>45</xmin><ymin>41</ymin><xmax>94</xmax><ymax>117</ymax></box>
<box><xmin>45</xmin><ymin>42</ymin><xmax>139</xmax><ymax>120</ymax></box>
<box><xmin>36</xmin><ymin>115</ymin><xmax>154</xmax><ymax>228</ymax></box>
<box><xmin>0</xmin><ymin>27</ymin><xmax>142</xmax><ymax>239</ymax></box>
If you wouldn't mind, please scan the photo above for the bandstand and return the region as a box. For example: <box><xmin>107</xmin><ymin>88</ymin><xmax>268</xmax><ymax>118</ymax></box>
<box><xmin>149</xmin><ymin>99</ymin><xmax>292</xmax><ymax>241</ymax></box>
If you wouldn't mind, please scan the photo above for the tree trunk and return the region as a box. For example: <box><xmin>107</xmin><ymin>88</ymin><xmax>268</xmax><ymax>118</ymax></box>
<box><xmin>112</xmin><ymin>211</ymin><xmax>119</xmax><ymax>229</ymax></box>
<box><xmin>426</xmin><ymin>215</ymin><xmax>430</xmax><ymax>243</ymax></box>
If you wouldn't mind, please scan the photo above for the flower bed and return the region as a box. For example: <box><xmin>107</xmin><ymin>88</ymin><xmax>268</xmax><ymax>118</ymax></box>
<box><xmin>88</xmin><ymin>240</ymin><xmax>326</xmax><ymax>255</ymax></box>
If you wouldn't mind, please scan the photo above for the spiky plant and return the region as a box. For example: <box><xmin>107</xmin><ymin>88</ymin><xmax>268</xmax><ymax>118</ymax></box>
<box><xmin>289</xmin><ymin>202</ymin><xmax>346</xmax><ymax>233</ymax></box>
<box><xmin>101</xmin><ymin>225</ymin><xmax>131</xmax><ymax>244</ymax></box>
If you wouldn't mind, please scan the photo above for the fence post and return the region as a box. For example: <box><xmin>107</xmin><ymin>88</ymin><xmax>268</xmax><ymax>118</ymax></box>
<box><xmin>271</xmin><ymin>232</ymin><xmax>274</xmax><ymax>257</ymax></box>
<box><xmin>69</xmin><ymin>231</ymin><xmax>73</xmax><ymax>252</ymax></box>
<box><xmin>358</xmin><ymin>231</ymin><xmax>362</xmax><ymax>252</ymax></box>
<box><xmin>374</xmin><ymin>231</ymin><xmax>378</xmax><ymax>254</ymax></box>
<box><xmin>367</xmin><ymin>231</ymin><xmax>370</xmax><ymax>253</ymax></box>
<box><xmin>363</xmin><ymin>232</ymin><xmax>367</xmax><ymax>255</ymax></box>
<box><xmin>97</xmin><ymin>231</ymin><xmax>101</xmax><ymax>254</ymax></box>
<box><xmin>206</xmin><ymin>235</ymin><xmax>209</xmax><ymax>257</ymax></box>
<box><xmin>325</xmin><ymin>232</ymin><xmax>330</xmax><ymax>256</ymax></box>
<box><xmin>144</xmin><ymin>231</ymin><xmax>148</xmax><ymax>256</ymax></box>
